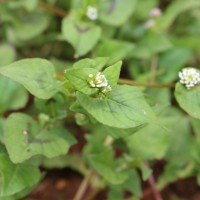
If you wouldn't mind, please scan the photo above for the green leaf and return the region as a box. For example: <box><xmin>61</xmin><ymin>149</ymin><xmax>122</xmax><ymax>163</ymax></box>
<box><xmin>66</xmin><ymin>60</ymin><xmax>121</xmax><ymax>95</ymax></box>
<box><xmin>62</xmin><ymin>16</ymin><xmax>101</xmax><ymax>56</ymax></box>
<box><xmin>140</xmin><ymin>164</ymin><xmax>152</xmax><ymax>181</ymax></box>
<box><xmin>157</xmin><ymin>0</ymin><xmax>200</xmax><ymax>31</ymax></box>
<box><xmin>102</xmin><ymin>124</ymin><xmax>146</xmax><ymax>139</ymax></box>
<box><xmin>73</xmin><ymin>57</ymin><xmax>109</xmax><ymax>71</ymax></box>
<box><xmin>175</xmin><ymin>83</ymin><xmax>200</xmax><ymax>119</ymax></box>
<box><xmin>0</xmin><ymin>58</ymin><xmax>61</xmax><ymax>99</ymax></box>
<box><xmin>34</xmin><ymin>93</ymin><xmax>67</xmax><ymax>119</ymax></box>
<box><xmin>158</xmin><ymin>48</ymin><xmax>193</xmax><ymax>83</ymax></box>
<box><xmin>42</xmin><ymin>154</ymin><xmax>88</xmax><ymax>175</ymax></box>
<box><xmin>20</xmin><ymin>0</ymin><xmax>38</xmax><ymax>11</ymax></box>
<box><xmin>103</xmin><ymin>61</ymin><xmax>122</xmax><ymax>88</ymax></box>
<box><xmin>0</xmin><ymin>118</ymin><xmax>5</xmax><ymax>143</ymax></box>
<box><xmin>77</xmin><ymin>85</ymin><xmax>159</xmax><ymax>129</ymax></box>
<box><xmin>88</xmin><ymin>149</ymin><xmax>128</xmax><ymax>184</ymax></box>
<box><xmin>132</xmin><ymin>32</ymin><xmax>172</xmax><ymax>59</ymax></box>
<box><xmin>126</xmin><ymin>123</ymin><xmax>169</xmax><ymax>160</ymax></box>
<box><xmin>66</xmin><ymin>67</ymin><xmax>99</xmax><ymax>95</ymax></box>
<box><xmin>0</xmin><ymin>150</ymin><xmax>41</xmax><ymax>196</ymax></box>
<box><xmin>126</xmin><ymin>107</ymin><xmax>191</xmax><ymax>161</ymax></box>
<box><xmin>134</xmin><ymin>0</ymin><xmax>157</xmax><ymax>20</ymax></box>
<box><xmin>99</xmin><ymin>0</ymin><xmax>137</xmax><ymax>26</ymax></box>
<box><xmin>164</xmin><ymin>108</ymin><xmax>192</xmax><ymax>165</ymax></box>
<box><xmin>0</xmin><ymin>76</ymin><xmax>28</xmax><ymax>114</ymax></box>
<box><xmin>108</xmin><ymin>169</ymin><xmax>141</xmax><ymax>199</ymax></box>
<box><xmin>5</xmin><ymin>113</ymin><xmax>76</xmax><ymax>163</ymax></box>
<box><xmin>12</xmin><ymin>12</ymin><xmax>49</xmax><ymax>41</ymax></box>
<box><xmin>0</xmin><ymin>44</ymin><xmax>16</xmax><ymax>67</ymax></box>
<box><xmin>93</xmin><ymin>39</ymin><xmax>135</xmax><ymax>64</ymax></box>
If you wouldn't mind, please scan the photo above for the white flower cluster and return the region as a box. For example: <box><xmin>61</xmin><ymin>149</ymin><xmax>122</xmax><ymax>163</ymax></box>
<box><xmin>88</xmin><ymin>72</ymin><xmax>112</xmax><ymax>93</ymax></box>
<box><xmin>87</xmin><ymin>6</ymin><xmax>98</xmax><ymax>20</ymax></box>
<box><xmin>179</xmin><ymin>68</ymin><xmax>200</xmax><ymax>89</ymax></box>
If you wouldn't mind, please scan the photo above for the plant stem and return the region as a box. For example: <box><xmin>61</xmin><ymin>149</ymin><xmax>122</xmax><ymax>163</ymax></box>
<box><xmin>148</xmin><ymin>175</ymin><xmax>163</xmax><ymax>200</ymax></box>
<box><xmin>150</xmin><ymin>54</ymin><xmax>158</xmax><ymax>83</ymax></box>
<box><xmin>73</xmin><ymin>171</ymin><xmax>93</xmax><ymax>200</ymax></box>
<box><xmin>85</xmin><ymin>188</ymin><xmax>102</xmax><ymax>200</ymax></box>
<box><xmin>143</xmin><ymin>161</ymin><xmax>163</xmax><ymax>200</ymax></box>
<box><xmin>38</xmin><ymin>2</ymin><xmax>68</xmax><ymax>17</ymax></box>
<box><xmin>118</xmin><ymin>78</ymin><xmax>175</xmax><ymax>88</ymax></box>
<box><xmin>56</xmin><ymin>72</ymin><xmax>175</xmax><ymax>88</ymax></box>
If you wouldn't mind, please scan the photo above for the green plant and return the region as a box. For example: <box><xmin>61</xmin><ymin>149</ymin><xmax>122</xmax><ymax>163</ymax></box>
<box><xmin>1</xmin><ymin>0</ymin><xmax>200</xmax><ymax>200</ymax></box>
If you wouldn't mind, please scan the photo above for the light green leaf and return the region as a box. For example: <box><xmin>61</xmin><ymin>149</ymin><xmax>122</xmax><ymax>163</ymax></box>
<box><xmin>134</xmin><ymin>0</ymin><xmax>157</xmax><ymax>20</ymax></box>
<box><xmin>0</xmin><ymin>150</ymin><xmax>41</xmax><ymax>197</ymax></box>
<box><xmin>6</xmin><ymin>0</ymin><xmax>38</xmax><ymax>12</ymax></box>
<box><xmin>0</xmin><ymin>44</ymin><xmax>16</xmax><ymax>67</ymax></box>
<box><xmin>77</xmin><ymin>85</ymin><xmax>159</xmax><ymax>129</ymax></box>
<box><xmin>66</xmin><ymin>67</ymin><xmax>99</xmax><ymax>95</ymax></box>
<box><xmin>34</xmin><ymin>93</ymin><xmax>67</xmax><ymax>119</ymax></box>
<box><xmin>126</xmin><ymin>124</ymin><xmax>168</xmax><ymax>160</ymax></box>
<box><xmin>20</xmin><ymin>0</ymin><xmax>38</xmax><ymax>11</ymax></box>
<box><xmin>108</xmin><ymin>169</ymin><xmax>141</xmax><ymax>199</ymax></box>
<box><xmin>132</xmin><ymin>33</ymin><xmax>172</xmax><ymax>59</ymax></box>
<box><xmin>158</xmin><ymin>48</ymin><xmax>193</xmax><ymax>83</ymax></box>
<box><xmin>157</xmin><ymin>0</ymin><xmax>200</xmax><ymax>31</ymax></box>
<box><xmin>88</xmin><ymin>149</ymin><xmax>128</xmax><ymax>184</ymax></box>
<box><xmin>62</xmin><ymin>16</ymin><xmax>101</xmax><ymax>56</ymax></box>
<box><xmin>0</xmin><ymin>76</ymin><xmax>28</xmax><ymax>114</ymax></box>
<box><xmin>126</xmin><ymin>107</ymin><xmax>191</xmax><ymax>161</ymax></box>
<box><xmin>5</xmin><ymin>113</ymin><xmax>76</xmax><ymax>163</ymax></box>
<box><xmin>73</xmin><ymin>57</ymin><xmax>109</xmax><ymax>71</ymax></box>
<box><xmin>103</xmin><ymin>61</ymin><xmax>122</xmax><ymax>88</ymax></box>
<box><xmin>66</xmin><ymin>60</ymin><xmax>121</xmax><ymax>95</ymax></box>
<box><xmin>175</xmin><ymin>83</ymin><xmax>200</xmax><ymax>119</ymax></box>
<box><xmin>0</xmin><ymin>58</ymin><xmax>61</xmax><ymax>99</ymax></box>
<box><xmin>94</xmin><ymin>39</ymin><xmax>134</xmax><ymax>64</ymax></box>
<box><xmin>102</xmin><ymin>124</ymin><xmax>146</xmax><ymax>139</ymax></box>
<box><xmin>13</xmin><ymin>13</ymin><xmax>49</xmax><ymax>41</ymax></box>
<box><xmin>0</xmin><ymin>118</ymin><xmax>5</xmax><ymax>143</ymax></box>
<box><xmin>99</xmin><ymin>0</ymin><xmax>137</xmax><ymax>26</ymax></box>
<box><xmin>42</xmin><ymin>154</ymin><xmax>88</xmax><ymax>175</ymax></box>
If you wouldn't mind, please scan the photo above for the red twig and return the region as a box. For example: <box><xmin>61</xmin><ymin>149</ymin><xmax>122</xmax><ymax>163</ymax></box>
<box><xmin>143</xmin><ymin>161</ymin><xmax>163</xmax><ymax>200</ymax></box>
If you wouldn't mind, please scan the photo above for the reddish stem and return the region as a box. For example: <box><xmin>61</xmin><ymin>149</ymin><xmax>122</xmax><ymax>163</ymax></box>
<box><xmin>143</xmin><ymin>161</ymin><xmax>163</xmax><ymax>200</ymax></box>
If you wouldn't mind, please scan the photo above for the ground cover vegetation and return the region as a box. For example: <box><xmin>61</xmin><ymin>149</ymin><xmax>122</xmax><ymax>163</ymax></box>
<box><xmin>1</xmin><ymin>0</ymin><xmax>200</xmax><ymax>199</ymax></box>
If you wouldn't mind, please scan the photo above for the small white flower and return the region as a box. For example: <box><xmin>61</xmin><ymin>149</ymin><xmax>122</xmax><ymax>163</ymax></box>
<box><xmin>88</xmin><ymin>72</ymin><xmax>108</xmax><ymax>88</ymax></box>
<box><xmin>150</xmin><ymin>8</ymin><xmax>162</xmax><ymax>17</ymax></box>
<box><xmin>144</xmin><ymin>19</ymin><xmax>155</xmax><ymax>28</ymax></box>
<box><xmin>88</xmin><ymin>72</ymin><xmax>112</xmax><ymax>93</ymax></box>
<box><xmin>101</xmin><ymin>85</ymin><xmax>112</xmax><ymax>93</ymax></box>
<box><xmin>179</xmin><ymin>68</ymin><xmax>200</xmax><ymax>89</ymax></box>
<box><xmin>87</xmin><ymin>6</ymin><xmax>98</xmax><ymax>20</ymax></box>
<box><xmin>88</xmin><ymin>74</ymin><xmax>93</xmax><ymax>78</ymax></box>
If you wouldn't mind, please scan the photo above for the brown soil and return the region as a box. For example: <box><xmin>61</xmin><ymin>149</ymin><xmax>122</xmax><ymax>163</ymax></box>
<box><xmin>24</xmin><ymin>164</ymin><xmax>200</xmax><ymax>200</ymax></box>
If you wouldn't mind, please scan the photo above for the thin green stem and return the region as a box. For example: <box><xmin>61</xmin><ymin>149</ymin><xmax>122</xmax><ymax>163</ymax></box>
<box><xmin>118</xmin><ymin>78</ymin><xmax>175</xmax><ymax>88</ymax></box>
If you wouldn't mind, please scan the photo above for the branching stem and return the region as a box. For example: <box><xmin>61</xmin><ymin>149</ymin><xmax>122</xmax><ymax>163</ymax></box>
<box><xmin>73</xmin><ymin>171</ymin><xmax>93</xmax><ymax>200</ymax></box>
